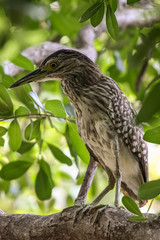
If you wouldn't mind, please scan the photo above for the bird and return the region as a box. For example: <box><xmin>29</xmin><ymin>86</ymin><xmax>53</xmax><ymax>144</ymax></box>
<box><xmin>10</xmin><ymin>49</ymin><xmax>148</xmax><ymax>207</ymax></box>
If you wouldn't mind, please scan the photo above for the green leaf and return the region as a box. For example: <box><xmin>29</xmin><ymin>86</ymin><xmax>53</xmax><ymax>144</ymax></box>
<box><xmin>106</xmin><ymin>5</ymin><xmax>119</xmax><ymax>40</ymax></box>
<box><xmin>110</xmin><ymin>0</ymin><xmax>118</xmax><ymax>12</ymax></box>
<box><xmin>128</xmin><ymin>216</ymin><xmax>149</xmax><ymax>222</ymax></box>
<box><xmin>90</xmin><ymin>1</ymin><xmax>105</xmax><ymax>27</ymax></box>
<box><xmin>35</xmin><ymin>160</ymin><xmax>54</xmax><ymax>200</ymax></box>
<box><xmin>138</xmin><ymin>179</ymin><xmax>160</xmax><ymax>200</ymax></box>
<box><xmin>45</xmin><ymin>100</ymin><xmax>67</xmax><ymax>118</ymax></box>
<box><xmin>18</xmin><ymin>141</ymin><xmax>35</xmax><ymax>154</ymax></box>
<box><xmin>24</xmin><ymin>119</ymin><xmax>40</xmax><ymax>140</ymax></box>
<box><xmin>48</xmin><ymin>143</ymin><xmax>72</xmax><ymax>166</ymax></box>
<box><xmin>143</xmin><ymin>126</ymin><xmax>160</xmax><ymax>144</ymax></box>
<box><xmin>122</xmin><ymin>196</ymin><xmax>143</xmax><ymax>216</ymax></box>
<box><xmin>67</xmin><ymin>122</ymin><xmax>90</xmax><ymax>163</ymax></box>
<box><xmin>8</xmin><ymin>119</ymin><xmax>22</xmax><ymax>151</ymax></box>
<box><xmin>0</xmin><ymin>137</ymin><xmax>4</xmax><ymax>146</ymax></box>
<box><xmin>80</xmin><ymin>1</ymin><xmax>103</xmax><ymax>23</ymax></box>
<box><xmin>136</xmin><ymin>82</ymin><xmax>160</xmax><ymax>123</ymax></box>
<box><xmin>15</xmin><ymin>106</ymin><xmax>29</xmax><ymax>116</ymax></box>
<box><xmin>127</xmin><ymin>0</ymin><xmax>140</xmax><ymax>4</ymax></box>
<box><xmin>2</xmin><ymin>74</ymin><xmax>14</xmax><ymax>89</ymax></box>
<box><xmin>0</xmin><ymin>126</ymin><xmax>7</xmax><ymax>137</ymax></box>
<box><xmin>12</xmin><ymin>54</ymin><xmax>34</xmax><ymax>71</ymax></box>
<box><xmin>0</xmin><ymin>84</ymin><xmax>13</xmax><ymax>116</ymax></box>
<box><xmin>39</xmin><ymin>159</ymin><xmax>54</xmax><ymax>188</ymax></box>
<box><xmin>0</xmin><ymin>161</ymin><xmax>32</xmax><ymax>180</ymax></box>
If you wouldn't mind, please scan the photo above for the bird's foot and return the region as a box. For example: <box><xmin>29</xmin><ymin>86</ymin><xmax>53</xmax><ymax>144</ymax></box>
<box><xmin>73</xmin><ymin>204</ymin><xmax>88</xmax><ymax>224</ymax></box>
<box><xmin>61</xmin><ymin>204</ymin><xmax>83</xmax><ymax>215</ymax></box>
<box><xmin>89</xmin><ymin>204</ymin><xmax>115</xmax><ymax>225</ymax></box>
<box><xmin>73</xmin><ymin>203</ymin><xmax>116</xmax><ymax>225</ymax></box>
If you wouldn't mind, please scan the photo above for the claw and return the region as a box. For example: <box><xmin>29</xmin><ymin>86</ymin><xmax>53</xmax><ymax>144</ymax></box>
<box><xmin>73</xmin><ymin>205</ymin><xmax>85</xmax><ymax>224</ymax></box>
<box><xmin>92</xmin><ymin>204</ymin><xmax>115</xmax><ymax>224</ymax></box>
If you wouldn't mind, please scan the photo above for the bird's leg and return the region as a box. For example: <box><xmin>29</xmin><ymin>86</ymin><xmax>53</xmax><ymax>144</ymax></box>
<box><xmin>80</xmin><ymin>171</ymin><xmax>116</xmax><ymax>225</ymax></box>
<box><xmin>113</xmin><ymin>137</ymin><xmax>122</xmax><ymax>207</ymax></box>
<box><xmin>91</xmin><ymin>178</ymin><xmax>115</xmax><ymax>206</ymax></box>
<box><xmin>73</xmin><ymin>155</ymin><xmax>97</xmax><ymax>223</ymax></box>
<box><xmin>74</xmin><ymin>155</ymin><xmax>97</xmax><ymax>205</ymax></box>
<box><xmin>89</xmin><ymin>166</ymin><xmax>115</xmax><ymax>206</ymax></box>
<box><xmin>80</xmin><ymin>169</ymin><xmax>115</xmax><ymax>215</ymax></box>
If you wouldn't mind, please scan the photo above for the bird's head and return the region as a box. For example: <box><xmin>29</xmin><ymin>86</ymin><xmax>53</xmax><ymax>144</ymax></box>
<box><xmin>10</xmin><ymin>49</ymin><xmax>99</xmax><ymax>89</ymax></box>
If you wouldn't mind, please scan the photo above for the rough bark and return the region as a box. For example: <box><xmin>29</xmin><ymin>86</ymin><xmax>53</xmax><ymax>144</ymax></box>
<box><xmin>0</xmin><ymin>206</ymin><xmax>159</xmax><ymax>240</ymax></box>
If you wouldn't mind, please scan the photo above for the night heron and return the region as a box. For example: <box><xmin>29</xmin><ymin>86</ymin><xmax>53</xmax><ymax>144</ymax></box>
<box><xmin>10</xmin><ymin>49</ymin><xmax>148</xmax><ymax>207</ymax></box>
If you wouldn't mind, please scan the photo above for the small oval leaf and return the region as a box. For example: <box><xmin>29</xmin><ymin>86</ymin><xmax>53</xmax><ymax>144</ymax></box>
<box><xmin>45</xmin><ymin>100</ymin><xmax>67</xmax><ymax>118</ymax></box>
<box><xmin>106</xmin><ymin>5</ymin><xmax>119</xmax><ymax>40</ymax></box>
<box><xmin>110</xmin><ymin>0</ymin><xmax>118</xmax><ymax>12</ymax></box>
<box><xmin>0</xmin><ymin>126</ymin><xmax>7</xmax><ymax>137</ymax></box>
<box><xmin>18</xmin><ymin>141</ymin><xmax>35</xmax><ymax>154</ymax></box>
<box><xmin>39</xmin><ymin>159</ymin><xmax>54</xmax><ymax>188</ymax></box>
<box><xmin>35</xmin><ymin>160</ymin><xmax>54</xmax><ymax>200</ymax></box>
<box><xmin>0</xmin><ymin>84</ymin><xmax>13</xmax><ymax>116</ymax></box>
<box><xmin>80</xmin><ymin>1</ymin><xmax>104</xmax><ymax>23</ymax></box>
<box><xmin>0</xmin><ymin>161</ymin><xmax>32</xmax><ymax>180</ymax></box>
<box><xmin>12</xmin><ymin>54</ymin><xmax>34</xmax><ymax>71</ymax></box>
<box><xmin>128</xmin><ymin>216</ymin><xmax>149</xmax><ymax>222</ymax></box>
<box><xmin>91</xmin><ymin>1</ymin><xmax>105</xmax><ymax>27</ymax></box>
<box><xmin>143</xmin><ymin>126</ymin><xmax>160</xmax><ymax>144</ymax></box>
<box><xmin>67</xmin><ymin>122</ymin><xmax>90</xmax><ymax>163</ymax></box>
<box><xmin>138</xmin><ymin>179</ymin><xmax>160</xmax><ymax>200</ymax></box>
<box><xmin>48</xmin><ymin>143</ymin><xmax>72</xmax><ymax>166</ymax></box>
<box><xmin>122</xmin><ymin>196</ymin><xmax>143</xmax><ymax>217</ymax></box>
<box><xmin>24</xmin><ymin>120</ymin><xmax>40</xmax><ymax>140</ymax></box>
<box><xmin>15</xmin><ymin>106</ymin><xmax>29</xmax><ymax>116</ymax></box>
<box><xmin>8</xmin><ymin>119</ymin><xmax>22</xmax><ymax>151</ymax></box>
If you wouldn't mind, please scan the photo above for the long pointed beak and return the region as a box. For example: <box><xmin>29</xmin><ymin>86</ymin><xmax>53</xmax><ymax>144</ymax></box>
<box><xmin>9</xmin><ymin>68</ymin><xmax>46</xmax><ymax>89</ymax></box>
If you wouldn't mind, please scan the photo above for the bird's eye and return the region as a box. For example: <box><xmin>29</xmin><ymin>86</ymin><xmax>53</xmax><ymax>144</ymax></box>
<box><xmin>50</xmin><ymin>62</ymin><xmax>57</xmax><ymax>69</ymax></box>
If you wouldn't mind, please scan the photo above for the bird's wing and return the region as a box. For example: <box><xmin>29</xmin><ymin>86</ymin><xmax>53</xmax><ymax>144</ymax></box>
<box><xmin>107</xmin><ymin>77</ymin><xmax>148</xmax><ymax>182</ymax></box>
<box><xmin>90</xmin><ymin>76</ymin><xmax>148</xmax><ymax>183</ymax></box>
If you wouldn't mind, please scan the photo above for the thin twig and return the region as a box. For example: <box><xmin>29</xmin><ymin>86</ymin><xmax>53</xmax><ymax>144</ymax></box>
<box><xmin>0</xmin><ymin>113</ymin><xmax>75</xmax><ymax>123</ymax></box>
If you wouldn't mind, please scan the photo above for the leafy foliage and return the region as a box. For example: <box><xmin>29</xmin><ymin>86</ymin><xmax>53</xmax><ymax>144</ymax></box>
<box><xmin>8</xmin><ymin>119</ymin><xmax>22</xmax><ymax>151</ymax></box>
<box><xmin>45</xmin><ymin>100</ymin><xmax>67</xmax><ymax>118</ymax></box>
<box><xmin>12</xmin><ymin>54</ymin><xmax>34</xmax><ymax>71</ymax></box>
<box><xmin>0</xmin><ymin>0</ymin><xmax>160</xmax><ymax>214</ymax></box>
<box><xmin>80</xmin><ymin>0</ymin><xmax>119</xmax><ymax>40</ymax></box>
<box><xmin>106</xmin><ymin>5</ymin><xmax>119</xmax><ymax>40</ymax></box>
<box><xmin>0</xmin><ymin>161</ymin><xmax>32</xmax><ymax>180</ymax></box>
<box><xmin>122</xmin><ymin>196</ymin><xmax>149</xmax><ymax>221</ymax></box>
<box><xmin>35</xmin><ymin>159</ymin><xmax>54</xmax><ymax>200</ymax></box>
<box><xmin>48</xmin><ymin>143</ymin><xmax>72</xmax><ymax>166</ymax></box>
<box><xmin>138</xmin><ymin>180</ymin><xmax>160</xmax><ymax>200</ymax></box>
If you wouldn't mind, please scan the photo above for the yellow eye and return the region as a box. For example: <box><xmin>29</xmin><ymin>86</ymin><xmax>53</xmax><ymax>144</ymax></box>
<box><xmin>50</xmin><ymin>62</ymin><xmax>57</xmax><ymax>69</ymax></box>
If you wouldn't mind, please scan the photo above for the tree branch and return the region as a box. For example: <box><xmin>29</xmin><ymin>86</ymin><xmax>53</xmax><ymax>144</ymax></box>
<box><xmin>0</xmin><ymin>207</ymin><xmax>159</xmax><ymax>240</ymax></box>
